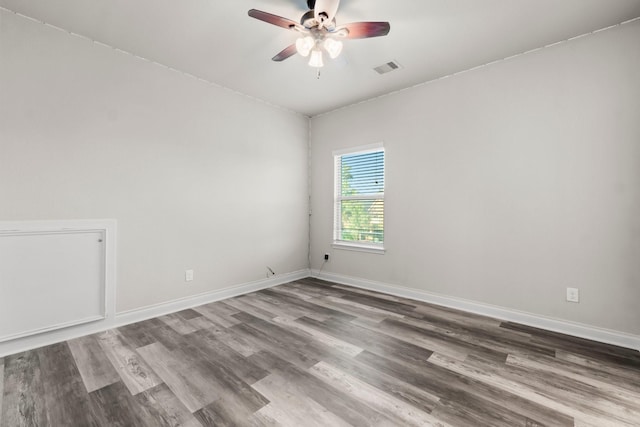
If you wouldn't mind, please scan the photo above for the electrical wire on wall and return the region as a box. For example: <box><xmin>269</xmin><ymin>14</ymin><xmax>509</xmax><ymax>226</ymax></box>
<box><xmin>317</xmin><ymin>258</ymin><xmax>327</xmax><ymax>276</ymax></box>
<box><xmin>307</xmin><ymin>117</ymin><xmax>313</xmax><ymax>272</ymax></box>
<box><xmin>266</xmin><ymin>266</ymin><xmax>275</xmax><ymax>278</ymax></box>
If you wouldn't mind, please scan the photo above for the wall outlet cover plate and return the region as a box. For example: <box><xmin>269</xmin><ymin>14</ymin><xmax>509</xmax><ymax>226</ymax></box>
<box><xmin>566</xmin><ymin>287</ymin><xmax>579</xmax><ymax>303</ymax></box>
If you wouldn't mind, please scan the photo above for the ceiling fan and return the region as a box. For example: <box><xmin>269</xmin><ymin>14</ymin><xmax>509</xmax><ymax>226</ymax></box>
<box><xmin>248</xmin><ymin>0</ymin><xmax>390</xmax><ymax>68</ymax></box>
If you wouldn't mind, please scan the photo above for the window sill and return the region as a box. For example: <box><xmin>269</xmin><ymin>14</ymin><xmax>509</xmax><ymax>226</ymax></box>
<box><xmin>332</xmin><ymin>242</ymin><xmax>386</xmax><ymax>254</ymax></box>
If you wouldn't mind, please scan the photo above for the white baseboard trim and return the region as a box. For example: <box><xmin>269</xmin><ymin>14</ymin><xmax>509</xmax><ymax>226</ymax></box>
<box><xmin>311</xmin><ymin>270</ymin><xmax>640</xmax><ymax>351</ymax></box>
<box><xmin>114</xmin><ymin>269</ymin><xmax>310</xmax><ymax>327</ymax></box>
<box><xmin>0</xmin><ymin>269</ymin><xmax>310</xmax><ymax>357</ymax></box>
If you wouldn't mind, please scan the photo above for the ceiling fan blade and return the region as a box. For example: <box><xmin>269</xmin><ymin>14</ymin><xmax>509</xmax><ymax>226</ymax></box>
<box><xmin>272</xmin><ymin>44</ymin><xmax>298</xmax><ymax>62</ymax></box>
<box><xmin>248</xmin><ymin>9</ymin><xmax>301</xmax><ymax>30</ymax></box>
<box><xmin>333</xmin><ymin>21</ymin><xmax>390</xmax><ymax>39</ymax></box>
<box><xmin>314</xmin><ymin>0</ymin><xmax>341</xmax><ymax>25</ymax></box>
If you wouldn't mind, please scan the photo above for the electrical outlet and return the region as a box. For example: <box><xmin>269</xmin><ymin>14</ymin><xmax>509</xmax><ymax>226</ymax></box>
<box><xmin>324</xmin><ymin>253</ymin><xmax>330</xmax><ymax>261</ymax></box>
<box><xmin>566</xmin><ymin>287</ymin><xmax>579</xmax><ymax>303</ymax></box>
<box><xmin>185</xmin><ymin>269</ymin><xmax>194</xmax><ymax>282</ymax></box>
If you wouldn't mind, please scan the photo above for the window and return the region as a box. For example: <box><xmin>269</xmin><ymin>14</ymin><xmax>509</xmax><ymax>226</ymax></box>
<box><xmin>333</xmin><ymin>144</ymin><xmax>385</xmax><ymax>253</ymax></box>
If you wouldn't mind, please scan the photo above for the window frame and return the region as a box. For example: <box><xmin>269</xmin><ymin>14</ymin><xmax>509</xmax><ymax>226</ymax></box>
<box><xmin>332</xmin><ymin>143</ymin><xmax>386</xmax><ymax>254</ymax></box>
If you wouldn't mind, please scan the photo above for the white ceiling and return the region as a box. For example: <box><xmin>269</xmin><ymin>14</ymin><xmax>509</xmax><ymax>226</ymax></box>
<box><xmin>2</xmin><ymin>0</ymin><xmax>640</xmax><ymax>116</ymax></box>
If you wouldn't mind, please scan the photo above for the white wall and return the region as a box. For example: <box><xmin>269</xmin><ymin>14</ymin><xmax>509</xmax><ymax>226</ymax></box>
<box><xmin>310</xmin><ymin>21</ymin><xmax>640</xmax><ymax>335</ymax></box>
<box><xmin>2</xmin><ymin>7</ymin><xmax>639</xmax><ymax>343</ymax></box>
<box><xmin>0</xmin><ymin>10</ymin><xmax>309</xmax><ymax>313</ymax></box>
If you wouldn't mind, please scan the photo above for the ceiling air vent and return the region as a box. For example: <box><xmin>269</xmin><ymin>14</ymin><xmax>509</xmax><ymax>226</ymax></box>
<box><xmin>374</xmin><ymin>61</ymin><xmax>402</xmax><ymax>75</ymax></box>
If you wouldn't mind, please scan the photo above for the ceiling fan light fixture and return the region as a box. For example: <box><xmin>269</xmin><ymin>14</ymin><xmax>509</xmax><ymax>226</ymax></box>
<box><xmin>323</xmin><ymin>38</ymin><xmax>343</xmax><ymax>59</ymax></box>
<box><xmin>296</xmin><ymin>36</ymin><xmax>315</xmax><ymax>57</ymax></box>
<box><xmin>308</xmin><ymin>49</ymin><xmax>324</xmax><ymax>68</ymax></box>
<box><xmin>248</xmin><ymin>3</ymin><xmax>391</xmax><ymax>70</ymax></box>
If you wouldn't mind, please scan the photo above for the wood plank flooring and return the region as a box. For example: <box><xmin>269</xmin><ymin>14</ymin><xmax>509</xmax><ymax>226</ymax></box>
<box><xmin>1</xmin><ymin>277</ymin><xmax>639</xmax><ymax>426</ymax></box>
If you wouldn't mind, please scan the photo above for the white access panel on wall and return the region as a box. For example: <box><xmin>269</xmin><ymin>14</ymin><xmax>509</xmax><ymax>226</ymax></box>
<box><xmin>0</xmin><ymin>227</ymin><xmax>107</xmax><ymax>342</ymax></box>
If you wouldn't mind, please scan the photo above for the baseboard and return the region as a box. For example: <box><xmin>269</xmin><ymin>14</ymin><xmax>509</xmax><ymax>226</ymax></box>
<box><xmin>4</xmin><ymin>268</ymin><xmax>637</xmax><ymax>356</ymax></box>
<box><xmin>0</xmin><ymin>269</ymin><xmax>310</xmax><ymax>357</ymax></box>
<box><xmin>114</xmin><ymin>269</ymin><xmax>310</xmax><ymax>327</ymax></box>
<box><xmin>311</xmin><ymin>270</ymin><xmax>640</xmax><ymax>351</ymax></box>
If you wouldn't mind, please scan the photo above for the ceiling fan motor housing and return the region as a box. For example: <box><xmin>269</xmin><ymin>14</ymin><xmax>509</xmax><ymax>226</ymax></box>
<box><xmin>300</xmin><ymin>10</ymin><xmax>316</xmax><ymax>27</ymax></box>
<box><xmin>300</xmin><ymin>10</ymin><xmax>336</xmax><ymax>31</ymax></box>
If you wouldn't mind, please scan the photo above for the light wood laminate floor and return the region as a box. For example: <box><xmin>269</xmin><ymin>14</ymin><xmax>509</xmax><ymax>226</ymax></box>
<box><xmin>1</xmin><ymin>278</ymin><xmax>639</xmax><ymax>426</ymax></box>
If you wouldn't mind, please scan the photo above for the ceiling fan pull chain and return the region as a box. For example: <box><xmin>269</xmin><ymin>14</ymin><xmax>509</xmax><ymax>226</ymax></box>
<box><xmin>317</xmin><ymin>68</ymin><xmax>321</xmax><ymax>79</ymax></box>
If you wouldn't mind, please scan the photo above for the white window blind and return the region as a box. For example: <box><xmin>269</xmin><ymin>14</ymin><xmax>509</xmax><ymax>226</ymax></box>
<box><xmin>334</xmin><ymin>146</ymin><xmax>385</xmax><ymax>249</ymax></box>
